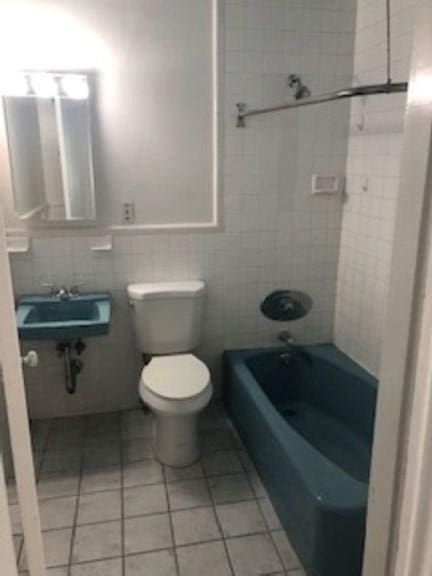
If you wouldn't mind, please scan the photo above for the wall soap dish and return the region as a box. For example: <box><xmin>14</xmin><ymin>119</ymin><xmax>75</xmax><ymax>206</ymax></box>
<box><xmin>91</xmin><ymin>235</ymin><xmax>112</xmax><ymax>253</ymax></box>
<box><xmin>311</xmin><ymin>175</ymin><xmax>342</xmax><ymax>195</ymax></box>
<box><xmin>7</xmin><ymin>236</ymin><xmax>31</xmax><ymax>254</ymax></box>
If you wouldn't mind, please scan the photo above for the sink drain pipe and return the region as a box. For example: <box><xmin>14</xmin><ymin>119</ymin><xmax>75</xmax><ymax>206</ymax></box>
<box><xmin>56</xmin><ymin>340</ymin><xmax>85</xmax><ymax>394</ymax></box>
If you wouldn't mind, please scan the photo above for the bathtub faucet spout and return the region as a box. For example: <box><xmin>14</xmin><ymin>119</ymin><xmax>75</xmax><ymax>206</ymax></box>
<box><xmin>278</xmin><ymin>330</ymin><xmax>293</xmax><ymax>346</ymax></box>
<box><xmin>278</xmin><ymin>331</ymin><xmax>295</xmax><ymax>365</ymax></box>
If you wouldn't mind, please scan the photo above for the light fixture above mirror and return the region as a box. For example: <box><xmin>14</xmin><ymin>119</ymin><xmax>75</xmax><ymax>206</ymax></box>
<box><xmin>0</xmin><ymin>71</ymin><xmax>90</xmax><ymax>100</ymax></box>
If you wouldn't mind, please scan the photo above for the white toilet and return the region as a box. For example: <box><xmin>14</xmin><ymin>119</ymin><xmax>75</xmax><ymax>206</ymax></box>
<box><xmin>127</xmin><ymin>281</ymin><xmax>212</xmax><ymax>467</ymax></box>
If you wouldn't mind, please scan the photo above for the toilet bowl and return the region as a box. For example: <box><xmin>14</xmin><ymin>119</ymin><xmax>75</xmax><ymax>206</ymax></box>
<box><xmin>139</xmin><ymin>354</ymin><xmax>212</xmax><ymax>466</ymax></box>
<box><xmin>127</xmin><ymin>280</ymin><xmax>211</xmax><ymax>467</ymax></box>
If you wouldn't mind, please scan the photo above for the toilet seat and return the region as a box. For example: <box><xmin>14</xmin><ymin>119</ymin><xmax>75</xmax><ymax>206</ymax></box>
<box><xmin>141</xmin><ymin>354</ymin><xmax>210</xmax><ymax>400</ymax></box>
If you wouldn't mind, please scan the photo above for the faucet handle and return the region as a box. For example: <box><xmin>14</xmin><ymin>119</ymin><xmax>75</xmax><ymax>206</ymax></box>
<box><xmin>70</xmin><ymin>281</ymin><xmax>85</xmax><ymax>295</ymax></box>
<box><xmin>41</xmin><ymin>282</ymin><xmax>57</xmax><ymax>295</ymax></box>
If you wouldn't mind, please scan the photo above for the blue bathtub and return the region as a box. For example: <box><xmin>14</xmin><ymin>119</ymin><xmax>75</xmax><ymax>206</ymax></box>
<box><xmin>223</xmin><ymin>344</ymin><xmax>377</xmax><ymax>576</ymax></box>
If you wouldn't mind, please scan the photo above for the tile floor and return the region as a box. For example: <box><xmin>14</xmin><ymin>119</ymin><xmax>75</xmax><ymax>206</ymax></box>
<box><xmin>7</xmin><ymin>403</ymin><xmax>305</xmax><ymax>576</ymax></box>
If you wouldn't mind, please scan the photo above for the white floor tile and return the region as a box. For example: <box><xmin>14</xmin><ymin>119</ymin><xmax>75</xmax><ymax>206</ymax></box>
<box><xmin>121</xmin><ymin>410</ymin><xmax>153</xmax><ymax>439</ymax></box>
<box><xmin>125</xmin><ymin>549</ymin><xmax>177</xmax><ymax>576</ymax></box>
<box><xmin>31</xmin><ymin>420</ymin><xmax>51</xmax><ymax>451</ymax></box>
<box><xmin>20</xmin><ymin>528</ymin><xmax>73</xmax><ymax>569</ymax></box>
<box><xmin>39</xmin><ymin>496</ymin><xmax>77</xmax><ymax>530</ymax></box>
<box><xmin>122</xmin><ymin>437</ymin><xmax>154</xmax><ymax>462</ymax></box>
<box><xmin>208</xmin><ymin>474</ymin><xmax>254</xmax><ymax>504</ymax></box>
<box><xmin>83</xmin><ymin>440</ymin><xmax>121</xmax><ymax>468</ymax></box>
<box><xmin>248</xmin><ymin>471</ymin><xmax>268</xmax><ymax>498</ymax></box>
<box><xmin>38</xmin><ymin>473</ymin><xmax>80</xmax><ymax>500</ymax></box>
<box><xmin>201</xmin><ymin>429</ymin><xmax>235</xmax><ymax>452</ymax></box>
<box><xmin>80</xmin><ymin>464</ymin><xmax>121</xmax><ymax>494</ymax></box>
<box><xmin>77</xmin><ymin>490</ymin><xmax>122</xmax><ymax>525</ymax></box>
<box><xmin>164</xmin><ymin>461</ymin><xmax>204</xmax><ymax>483</ymax></box>
<box><xmin>177</xmin><ymin>540</ymin><xmax>233</xmax><ymax>576</ymax></box>
<box><xmin>171</xmin><ymin>506</ymin><xmax>221</xmax><ymax>546</ymax></box>
<box><xmin>123</xmin><ymin>459</ymin><xmax>164</xmax><ymax>487</ymax></box>
<box><xmin>123</xmin><ymin>484</ymin><xmax>168</xmax><ymax>517</ymax></box>
<box><xmin>86</xmin><ymin>413</ymin><xmax>121</xmax><ymax>438</ymax></box>
<box><xmin>202</xmin><ymin>451</ymin><xmax>243</xmax><ymax>477</ymax></box>
<box><xmin>216</xmin><ymin>500</ymin><xmax>267</xmax><ymax>537</ymax></box>
<box><xmin>258</xmin><ymin>498</ymin><xmax>282</xmax><ymax>531</ymax></box>
<box><xmin>46</xmin><ymin>428</ymin><xmax>84</xmax><ymax>451</ymax></box>
<box><xmin>72</xmin><ymin>521</ymin><xmax>122</xmax><ymax>563</ymax></box>
<box><xmin>226</xmin><ymin>533</ymin><xmax>283</xmax><ymax>576</ymax></box>
<box><xmin>167</xmin><ymin>478</ymin><xmax>211</xmax><ymax>510</ymax></box>
<box><xmin>16</xmin><ymin>408</ymin><xmax>303</xmax><ymax>576</ymax></box>
<box><xmin>125</xmin><ymin>514</ymin><xmax>173</xmax><ymax>555</ymax></box>
<box><xmin>71</xmin><ymin>557</ymin><xmax>122</xmax><ymax>576</ymax></box>
<box><xmin>271</xmin><ymin>529</ymin><xmax>302</xmax><ymax>571</ymax></box>
<box><xmin>237</xmin><ymin>451</ymin><xmax>254</xmax><ymax>473</ymax></box>
<box><xmin>47</xmin><ymin>568</ymin><xmax>68</xmax><ymax>576</ymax></box>
<box><xmin>40</xmin><ymin>448</ymin><xmax>82</xmax><ymax>476</ymax></box>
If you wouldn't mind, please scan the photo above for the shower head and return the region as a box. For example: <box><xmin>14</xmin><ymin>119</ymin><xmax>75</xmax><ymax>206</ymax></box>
<box><xmin>288</xmin><ymin>74</ymin><xmax>311</xmax><ymax>101</ymax></box>
<box><xmin>295</xmin><ymin>85</ymin><xmax>311</xmax><ymax>100</ymax></box>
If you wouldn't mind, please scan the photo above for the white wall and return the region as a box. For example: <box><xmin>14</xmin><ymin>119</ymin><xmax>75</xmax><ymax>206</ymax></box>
<box><xmin>0</xmin><ymin>0</ymin><xmax>216</xmax><ymax>228</ymax></box>
<box><xmin>2</xmin><ymin>0</ymin><xmax>357</xmax><ymax>418</ymax></box>
<box><xmin>334</xmin><ymin>0</ymin><xmax>415</xmax><ymax>375</ymax></box>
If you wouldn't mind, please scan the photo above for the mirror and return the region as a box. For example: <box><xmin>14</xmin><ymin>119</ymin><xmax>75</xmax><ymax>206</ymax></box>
<box><xmin>2</xmin><ymin>72</ymin><xmax>95</xmax><ymax>222</ymax></box>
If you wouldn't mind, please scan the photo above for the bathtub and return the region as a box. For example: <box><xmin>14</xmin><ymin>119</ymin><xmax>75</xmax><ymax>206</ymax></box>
<box><xmin>223</xmin><ymin>344</ymin><xmax>377</xmax><ymax>576</ymax></box>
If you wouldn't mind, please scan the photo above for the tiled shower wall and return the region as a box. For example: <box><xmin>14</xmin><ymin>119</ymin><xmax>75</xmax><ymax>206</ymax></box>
<box><xmin>334</xmin><ymin>0</ymin><xmax>415</xmax><ymax>375</ymax></box>
<box><xmin>7</xmin><ymin>0</ymin><xmax>356</xmax><ymax>418</ymax></box>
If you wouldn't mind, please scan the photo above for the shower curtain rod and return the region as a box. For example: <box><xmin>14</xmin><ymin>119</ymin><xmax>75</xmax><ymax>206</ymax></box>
<box><xmin>236</xmin><ymin>0</ymin><xmax>407</xmax><ymax>127</ymax></box>
<box><xmin>236</xmin><ymin>80</ymin><xmax>408</xmax><ymax>127</ymax></box>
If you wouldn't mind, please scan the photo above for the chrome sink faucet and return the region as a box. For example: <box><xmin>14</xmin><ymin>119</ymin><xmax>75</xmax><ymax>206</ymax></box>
<box><xmin>42</xmin><ymin>282</ymin><xmax>84</xmax><ymax>300</ymax></box>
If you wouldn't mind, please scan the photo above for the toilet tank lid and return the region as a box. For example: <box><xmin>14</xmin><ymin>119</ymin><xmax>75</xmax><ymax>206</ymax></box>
<box><xmin>127</xmin><ymin>281</ymin><xmax>206</xmax><ymax>301</ymax></box>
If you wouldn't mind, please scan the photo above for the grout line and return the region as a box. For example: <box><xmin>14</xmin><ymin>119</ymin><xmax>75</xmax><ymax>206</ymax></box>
<box><xmin>19</xmin><ymin>406</ymin><xmax>297</xmax><ymax>576</ymax></box>
<box><xmin>15</xmin><ymin>535</ymin><xmax>24</xmax><ymax>569</ymax></box>
<box><xmin>34</xmin><ymin>418</ymin><xmax>53</xmax><ymax>480</ymax></box>
<box><xmin>66</xmin><ymin>416</ymin><xmax>88</xmax><ymax>576</ymax></box>
<box><xmin>16</xmin><ymin>507</ymin><xmax>275</xmax><ymax>538</ymax></box>
<box><xmin>202</xmin><ymin>464</ymin><xmax>236</xmax><ymax>575</ymax></box>
<box><xmin>28</xmin><ymin>469</ymin><xmax>256</xmax><ymax>504</ymax></box>
<box><xmin>162</xmin><ymin>464</ymin><xmax>181</xmax><ymax>576</ymax></box>
<box><xmin>120</xmin><ymin>414</ymin><xmax>126</xmax><ymax>576</ymax></box>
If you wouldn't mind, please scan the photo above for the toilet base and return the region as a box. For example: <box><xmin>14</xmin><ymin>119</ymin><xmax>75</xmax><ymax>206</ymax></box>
<box><xmin>153</xmin><ymin>411</ymin><xmax>200</xmax><ymax>467</ymax></box>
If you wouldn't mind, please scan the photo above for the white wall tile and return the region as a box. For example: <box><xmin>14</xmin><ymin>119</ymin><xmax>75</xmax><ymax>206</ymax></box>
<box><xmin>9</xmin><ymin>0</ymin><xmax>357</xmax><ymax>418</ymax></box>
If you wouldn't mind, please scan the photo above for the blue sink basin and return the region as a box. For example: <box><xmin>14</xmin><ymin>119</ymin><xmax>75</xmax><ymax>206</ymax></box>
<box><xmin>16</xmin><ymin>293</ymin><xmax>111</xmax><ymax>341</ymax></box>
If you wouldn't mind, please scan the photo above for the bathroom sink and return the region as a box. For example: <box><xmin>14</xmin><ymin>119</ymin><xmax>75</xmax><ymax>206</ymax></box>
<box><xmin>16</xmin><ymin>293</ymin><xmax>111</xmax><ymax>341</ymax></box>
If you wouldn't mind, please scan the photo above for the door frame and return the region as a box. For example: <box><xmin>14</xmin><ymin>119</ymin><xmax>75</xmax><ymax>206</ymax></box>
<box><xmin>0</xmin><ymin>206</ymin><xmax>46</xmax><ymax>573</ymax></box>
<box><xmin>362</xmin><ymin>1</ymin><xmax>432</xmax><ymax>574</ymax></box>
<box><xmin>0</xmin><ymin>450</ymin><xmax>18</xmax><ymax>576</ymax></box>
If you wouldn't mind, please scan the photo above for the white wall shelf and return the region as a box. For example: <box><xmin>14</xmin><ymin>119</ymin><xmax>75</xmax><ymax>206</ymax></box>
<box><xmin>91</xmin><ymin>235</ymin><xmax>112</xmax><ymax>253</ymax></box>
<box><xmin>6</xmin><ymin>236</ymin><xmax>30</xmax><ymax>254</ymax></box>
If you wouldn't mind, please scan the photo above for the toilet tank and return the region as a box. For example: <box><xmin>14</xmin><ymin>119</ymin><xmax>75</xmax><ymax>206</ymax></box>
<box><xmin>127</xmin><ymin>281</ymin><xmax>206</xmax><ymax>355</ymax></box>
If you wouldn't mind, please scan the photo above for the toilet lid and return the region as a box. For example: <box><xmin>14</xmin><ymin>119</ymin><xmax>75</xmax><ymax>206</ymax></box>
<box><xmin>142</xmin><ymin>354</ymin><xmax>210</xmax><ymax>400</ymax></box>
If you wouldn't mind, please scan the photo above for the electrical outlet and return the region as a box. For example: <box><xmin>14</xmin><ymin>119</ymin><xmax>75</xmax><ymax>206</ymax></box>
<box><xmin>122</xmin><ymin>202</ymin><xmax>135</xmax><ymax>224</ymax></box>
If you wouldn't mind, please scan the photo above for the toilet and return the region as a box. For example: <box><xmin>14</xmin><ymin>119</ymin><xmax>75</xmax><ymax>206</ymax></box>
<box><xmin>127</xmin><ymin>281</ymin><xmax>212</xmax><ymax>467</ymax></box>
